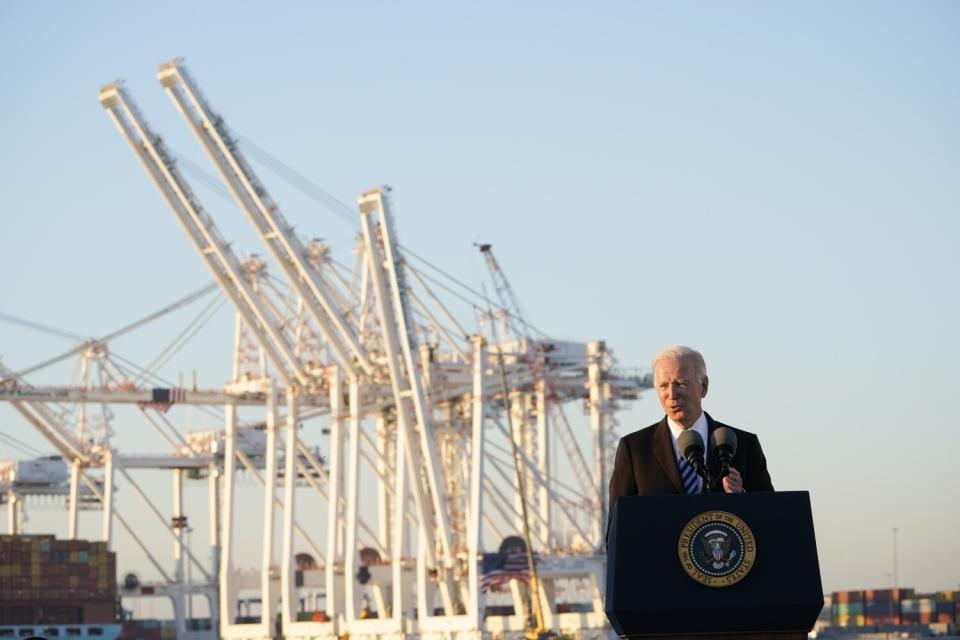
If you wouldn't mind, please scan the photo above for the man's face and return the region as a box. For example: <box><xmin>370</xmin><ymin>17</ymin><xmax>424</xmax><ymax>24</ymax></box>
<box><xmin>654</xmin><ymin>356</ymin><xmax>708</xmax><ymax>428</ymax></box>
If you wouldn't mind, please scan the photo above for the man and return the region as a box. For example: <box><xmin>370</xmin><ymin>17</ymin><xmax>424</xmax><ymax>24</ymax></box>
<box><xmin>606</xmin><ymin>346</ymin><xmax>773</xmax><ymax>536</ymax></box>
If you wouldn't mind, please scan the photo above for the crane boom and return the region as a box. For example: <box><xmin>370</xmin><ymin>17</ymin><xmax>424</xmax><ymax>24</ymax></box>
<box><xmin>157</xmin><ymin>60</ymin><xmax>371</xmax><ymax>378</ymax></box>
<box><xmin>477</xmin><ymin>243</ymin><xmax>532</xmax><ymax>339</ymax></box>
<box><xmin>99</xmin><ymin>82</ymin><xmax>306</xmax><ymax>387</ymax></box>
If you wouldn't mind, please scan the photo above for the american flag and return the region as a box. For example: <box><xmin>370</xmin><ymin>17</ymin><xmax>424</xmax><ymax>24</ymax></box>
<box><xmin>137</xmin><ymin>388</ymin><xmax>187</xmax><ymax>413</ymax></box>
<box><xmin>480</xmin><ymin>552</ymin><xmax>534</xmax><ymax>592</ymax></box>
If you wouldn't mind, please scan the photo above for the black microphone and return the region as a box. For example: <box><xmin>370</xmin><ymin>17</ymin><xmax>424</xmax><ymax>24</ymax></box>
<box><xmin>677</xmin><ymin>429</ymin><xmax>706</xmax><ymax>479</ymax></box>
<box><xmin>710</xmin><ymin>426</ymin><xmax>738</xmax><ymax>479</ymax></box>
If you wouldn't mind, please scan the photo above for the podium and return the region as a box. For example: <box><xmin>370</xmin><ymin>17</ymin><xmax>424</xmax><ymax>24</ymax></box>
<box><xmin>605</xmin><ymin>491</ymin><xmax>823</xmax><ymax>639</ymax></box>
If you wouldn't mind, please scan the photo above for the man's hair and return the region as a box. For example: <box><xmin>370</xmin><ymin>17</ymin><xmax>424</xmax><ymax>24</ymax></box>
<box><xmin>652</xmin><ymin>346</ymin><xmax>707</xmax><ymax>382</ymax></box>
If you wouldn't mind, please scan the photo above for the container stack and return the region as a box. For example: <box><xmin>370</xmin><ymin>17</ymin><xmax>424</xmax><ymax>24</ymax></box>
<box><xmin>0</xmin><ymin>534</ymin><xmax>117</xmax><ymax>625</ymax></box>
<box><xmin>863</xmin><ymin>588</ymin><xmax>913</xmax><ymax>625</ymax></box>
<box><xmin>934</xmin><ymin>591</ymin><xmax>959</xmax><ymax>624</ymax></box>
<box><xmin>901</xmin><ymin>596</ymin><xmax>936</xmax><ymax>625</ymax></box>
<box><xmin>831</xmin><ymin>590</ymin><xmax>865</xmax><ymax>627</ymax></box>
<box><xmin>827</xmin><ymin>588</ymin><xmax>957</xmax><ymax>629</ymax></box>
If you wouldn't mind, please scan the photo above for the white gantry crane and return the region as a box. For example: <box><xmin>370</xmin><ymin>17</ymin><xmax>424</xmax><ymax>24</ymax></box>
<box><xmin>0</xmin><ymin>58</ymin><xmax>652</xmax><ymax>640</ymax></box>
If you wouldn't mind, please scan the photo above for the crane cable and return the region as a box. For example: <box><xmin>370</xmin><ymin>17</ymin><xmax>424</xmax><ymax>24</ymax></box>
<box><xmin>0</xmin><ymin>284</ymin><xmax>219</xmax><ymax>384</ymax></box>
<box><xmin>133</xmin><ymin>293</ymin><xmax>228</xmax><ymax>386</ymax></box>
<box><xmin>0</xmin><ymin>431</ymin><xmax>45</xmax><ymax>458</ymax></box>
<box><xmin>230</xmin><ymin>133</ymin><xmax>552</xmax><ymax>336</ymax></box>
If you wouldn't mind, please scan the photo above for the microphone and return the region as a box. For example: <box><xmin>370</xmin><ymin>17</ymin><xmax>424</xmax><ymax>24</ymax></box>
<box><xmin>677</xmin><ymin>429</ymin><xmax>706</xmax><ymax>479</ymax></box>
<box><xmin>710</xmin><ymin>426</ymin><xmax>738</xmax><ymax>479</ymax></box>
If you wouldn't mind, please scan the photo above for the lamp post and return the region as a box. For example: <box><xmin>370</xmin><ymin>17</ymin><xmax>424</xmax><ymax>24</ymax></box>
<box><xmin>892</xmin><ymin>527</ymin><xmax>898</xmax><ymax>592</ymax></box>
<box><xmin>885</xmin><ymin>573</ymin><xmax>893</xmax><ymax>626</ymax></box>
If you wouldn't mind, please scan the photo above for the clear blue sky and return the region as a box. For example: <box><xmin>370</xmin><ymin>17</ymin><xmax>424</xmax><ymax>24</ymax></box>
<box><xmin>1</xmin><ymin>1</ymin><xmax>958</xmax><ymax>595</ymax></box>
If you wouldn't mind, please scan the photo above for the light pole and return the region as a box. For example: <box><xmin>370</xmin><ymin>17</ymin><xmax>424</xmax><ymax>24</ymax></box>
<box><xmin>886</xmin><ymin>573</ymin><xmax>893</xmax><ymax>625</ymax></box>
<box><xmin>892</xmin><ymin>527</ymin><xmax>899</xmax><ymax>592</ymax></box>
<box><xmin>186</xmin><ymin>526</ymin><xmax>194</xmax><ymax>623</ymax></box>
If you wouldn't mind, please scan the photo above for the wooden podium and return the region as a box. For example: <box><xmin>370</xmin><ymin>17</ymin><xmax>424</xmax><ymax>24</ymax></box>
<box><xmin>605</xmin><ymin>491</ymin><xmax>824</xmax><ymax>639</ymax></box>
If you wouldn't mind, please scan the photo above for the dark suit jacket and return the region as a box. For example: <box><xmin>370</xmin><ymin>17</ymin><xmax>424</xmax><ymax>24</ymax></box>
<box><xmin>606</xmin><ymin>412</ymin><xmax>773</xmax><ymax>541</ymax></box>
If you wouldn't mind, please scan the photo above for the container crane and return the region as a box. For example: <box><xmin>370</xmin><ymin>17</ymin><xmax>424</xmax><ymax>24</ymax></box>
<box><xmin>156</xmin><ymin>60</ymin><xmax>372</xmax><ymax>379</ymax></box>
<box><xmin>52</xmin><ymin>60</ymin><xmax>660</xmax><ymax>640</ymax></box>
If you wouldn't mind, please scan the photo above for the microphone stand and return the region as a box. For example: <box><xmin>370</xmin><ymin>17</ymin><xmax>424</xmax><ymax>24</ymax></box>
<box><xmin>707</xmin><ymin>459</ymin><xmax>732</xmax><ymax>494</ymax></box>
<box><xmin>690</xmin><ymin>454</ymin><xmax>711</xmax><ymax>494</ymax></box>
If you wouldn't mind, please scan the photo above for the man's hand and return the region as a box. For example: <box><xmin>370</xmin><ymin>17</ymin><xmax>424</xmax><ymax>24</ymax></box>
<box><xmin>722</xmin><ymin>466</ymin><xmax>744</xmax><ymax>493</ymax></box>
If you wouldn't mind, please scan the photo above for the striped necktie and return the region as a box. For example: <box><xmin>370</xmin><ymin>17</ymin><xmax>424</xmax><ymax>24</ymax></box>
<box><xmin>678</xmin><ymin>456</ymin><xmax>701</xmax><ymax>495</ymax></box>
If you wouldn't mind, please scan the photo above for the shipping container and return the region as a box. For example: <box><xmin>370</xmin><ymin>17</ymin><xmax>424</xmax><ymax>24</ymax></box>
<box><xmin>865</xmin><ymin>601</ymin><xmax>899</xmax><ymax>615</ymax></box>
<box><xmin>832</xmin><ymin>602</ymin><xmax>865</xmax><ymax>615</ymax></box>
<box><xmin>902</xmin><ymin>597</ymin><xmax>936</xmax><ymax>613</ymax></box>
<box><xmin>0</xmin><ymin>535</ymin><xmax>117</xmax><ymax>605</ymax></box>
<box><xmin>832</xmin><ymin>614</ymin><xmax>866</xmax><ymax>627</ymax></box>
<box><xmin>832</xmin><ymin>590</ymin><xmax>865</xmax><ymax>605</ymax></box>
<box><xmin>864</xmin><ymin>588</ymin><xmax>914</xmax><ymax>601</ymax></box>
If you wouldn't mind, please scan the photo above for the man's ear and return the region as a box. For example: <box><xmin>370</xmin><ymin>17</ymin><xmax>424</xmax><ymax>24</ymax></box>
<box><xmin>701</xmin><ymin>376</ymin><xmax>709</xmax><ymax>398</ymax></box>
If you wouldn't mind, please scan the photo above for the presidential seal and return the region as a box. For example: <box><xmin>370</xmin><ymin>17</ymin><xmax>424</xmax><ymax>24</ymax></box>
<box><xmin>678</xmin><ymin>511</ymin><xmax>756</xmax><ymax>587</ymax></box>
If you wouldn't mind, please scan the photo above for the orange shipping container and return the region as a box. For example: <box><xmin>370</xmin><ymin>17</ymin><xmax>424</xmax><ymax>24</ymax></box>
<box><xmin>832</xmin><ymin>591</ymin><xmax>865</xmax><ymax>605</ymax></box>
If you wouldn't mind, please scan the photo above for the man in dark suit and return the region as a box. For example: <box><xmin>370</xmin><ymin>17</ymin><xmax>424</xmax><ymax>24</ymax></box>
<box><xmin>607</xmin><ymin>346</ymin><xmax>773</xmax><ymax>537</ymax></box>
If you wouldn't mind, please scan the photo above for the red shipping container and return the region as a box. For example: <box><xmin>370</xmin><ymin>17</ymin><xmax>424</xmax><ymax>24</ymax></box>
<box><xmin>865</xmin><ymin>589</ymin><xmax>892</xmax><ymax>601</ymax></box>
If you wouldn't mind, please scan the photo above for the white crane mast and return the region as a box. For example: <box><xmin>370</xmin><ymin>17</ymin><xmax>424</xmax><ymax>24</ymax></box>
<box><xmin>357</xmin><ymin>188</ymin><xmax>454</xmax><ymax>571</ymax></box>
<box><xmin>156</xmin><ymin>60</ymin><xmax>372</xmax><ymax>379</ymax></box>
<box><xmin>98</xmin><ymin>82</ymin><xmax>305</xmax><ymax>389</ymax></box>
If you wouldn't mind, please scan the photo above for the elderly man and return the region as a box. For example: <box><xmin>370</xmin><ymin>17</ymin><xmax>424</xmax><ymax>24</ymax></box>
<box><xmin>606</xmin><ymin>346</ymin><xmax>773</xmax><ymax>534</ymax></box>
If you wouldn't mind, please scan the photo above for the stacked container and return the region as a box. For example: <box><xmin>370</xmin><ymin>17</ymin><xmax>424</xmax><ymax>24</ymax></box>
<box><xmin>934</xmin><ymin>591</ymin><xmax>959</xmax><ymax>624</ymax></box>
<box><xmin>901</xmin><ymin>597</ymin><xmax>937</xmax><ymax>625</ymax></box>
<box><xmin>863</xmin><ymin>588</ymin><xmax>913</xmax><ymax>625</ymax></box>
<box><xmin>831</xmin><ymin>590</ymin><xmax>866</xmax><ymax>626</ymax></box>
<box><xmin>0</xmin><ymin>534</ymin><xmax>117</xmax><ymax>625</ymax></box>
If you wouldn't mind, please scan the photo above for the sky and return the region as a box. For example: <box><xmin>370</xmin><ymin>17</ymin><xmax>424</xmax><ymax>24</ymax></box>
<box><xmin>1</xmin><ymin>1</ymin><xmax>959</xmax><ymax>598</ymax></box>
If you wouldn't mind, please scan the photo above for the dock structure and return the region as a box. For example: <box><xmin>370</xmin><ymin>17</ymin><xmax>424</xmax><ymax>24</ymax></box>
<box><xmin>0</xmin><ymin>59</ymin><xmax>652</xmax><ymax>640</ymax></box>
